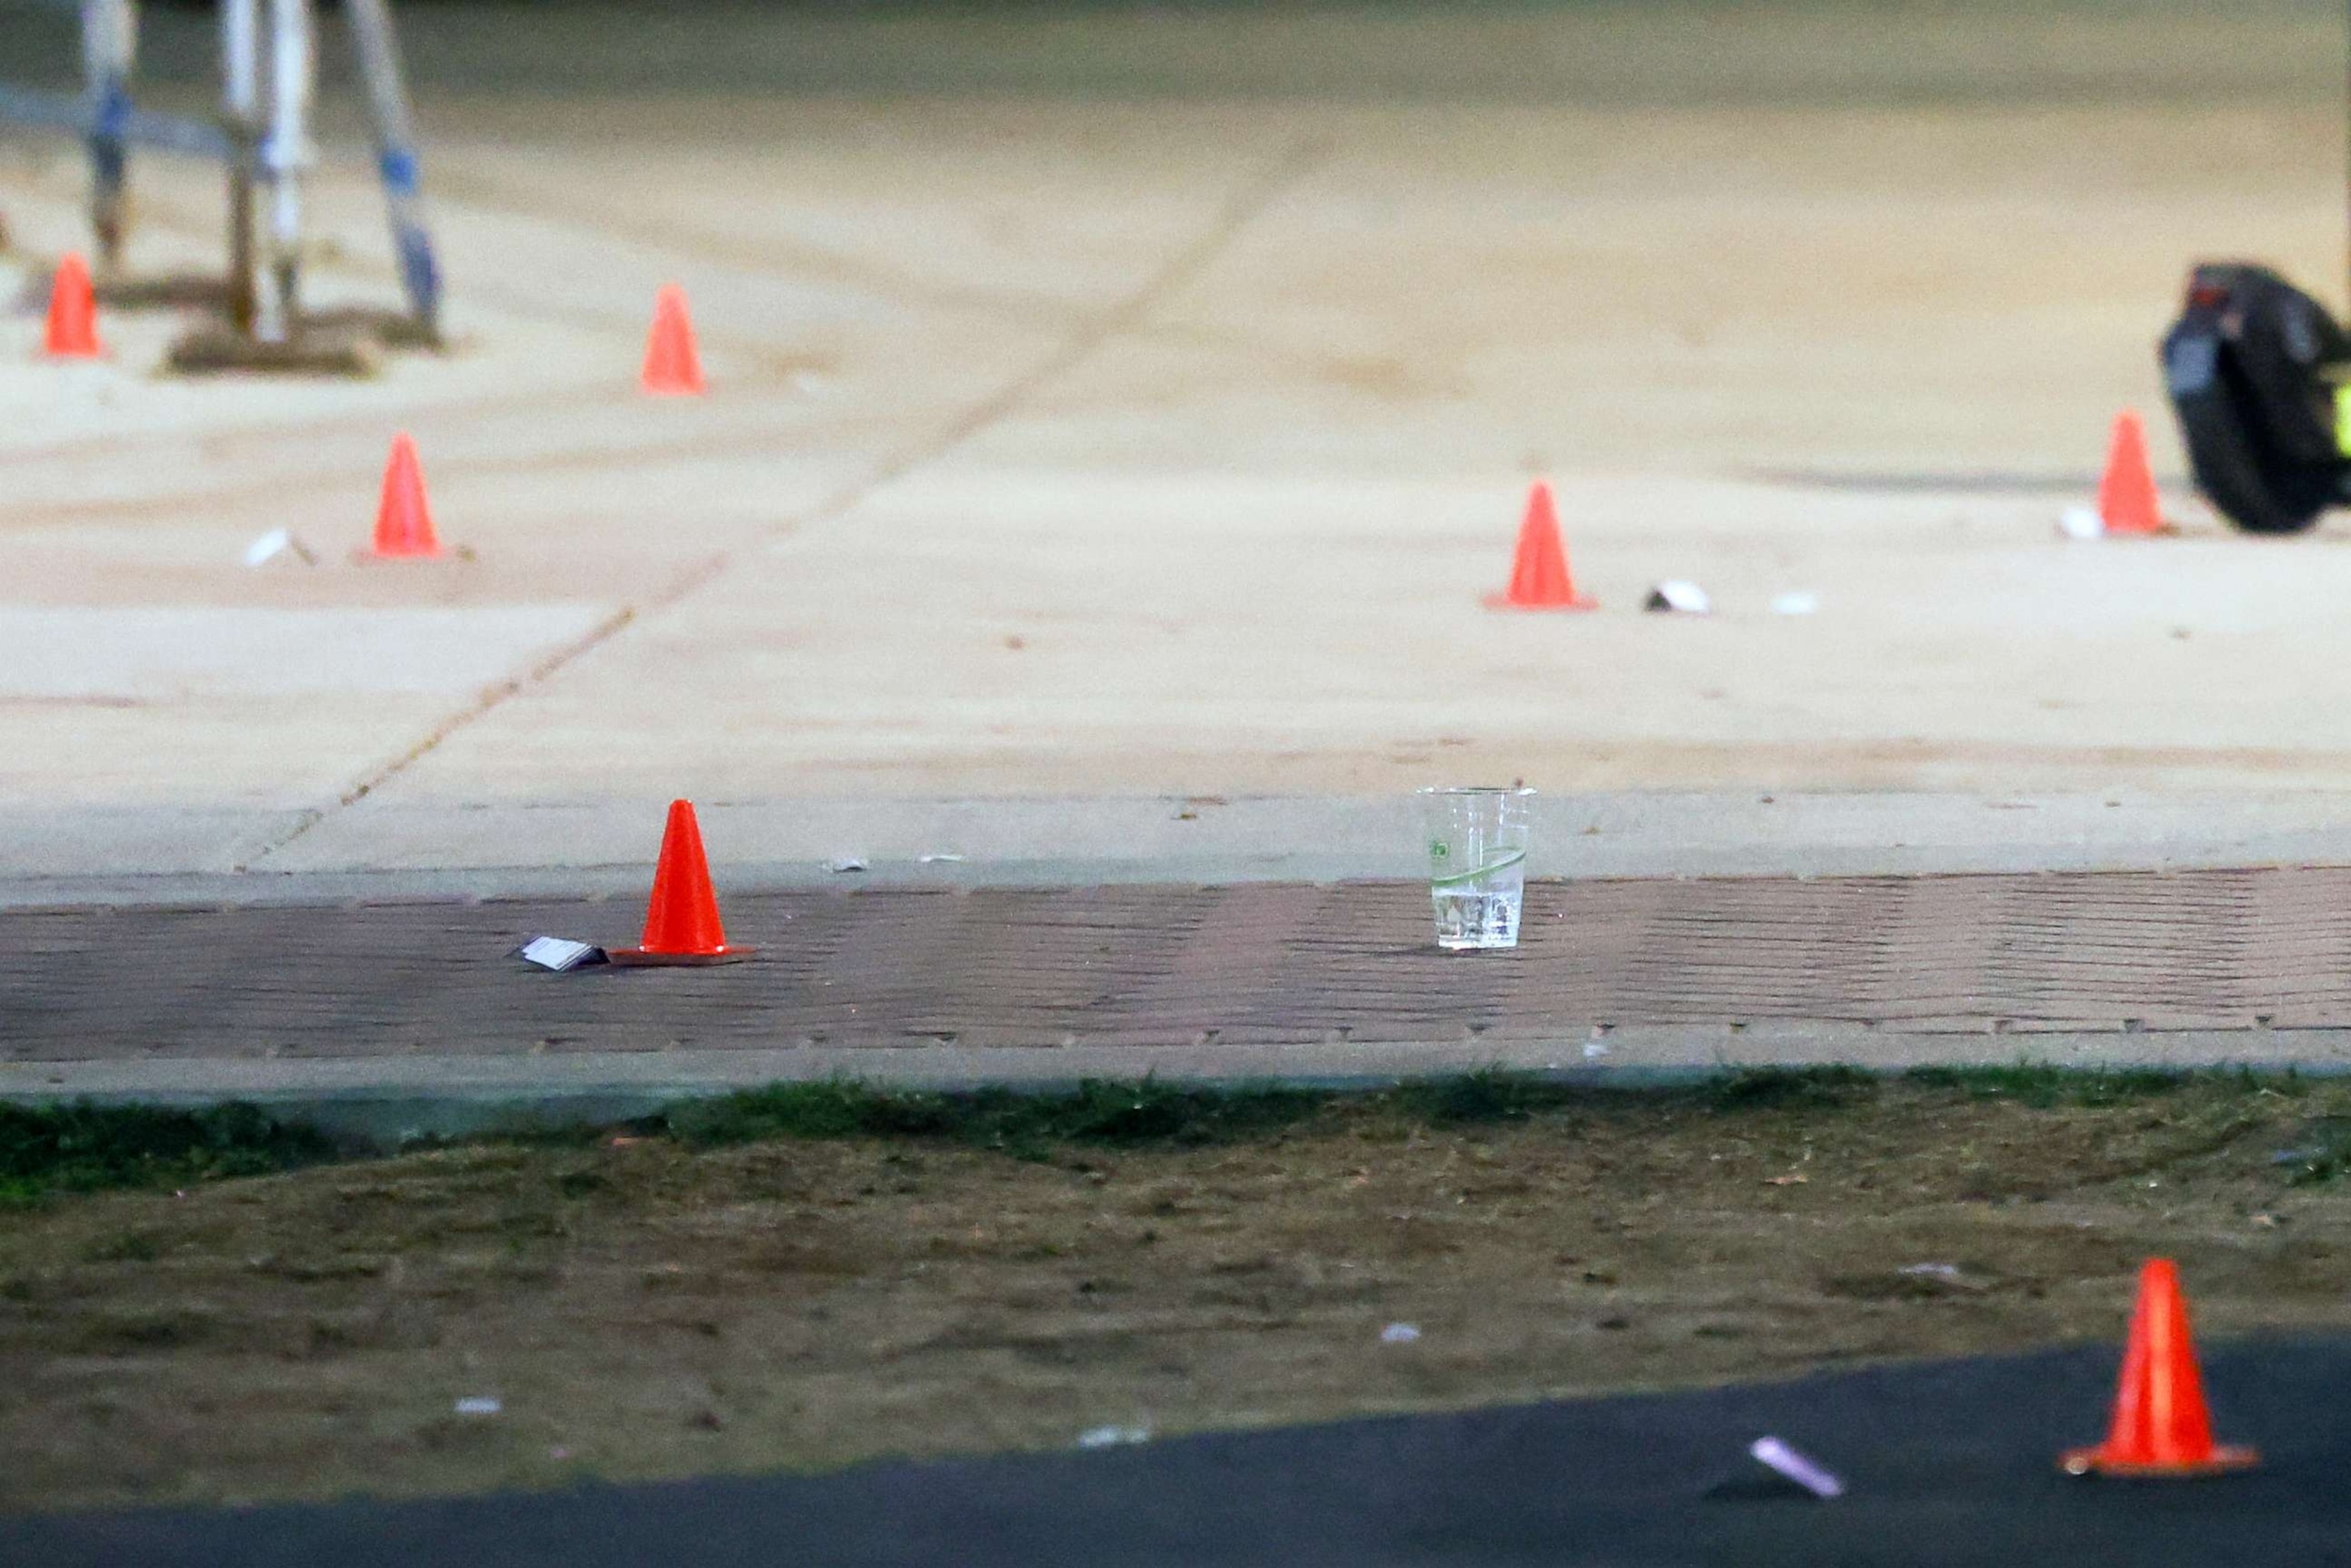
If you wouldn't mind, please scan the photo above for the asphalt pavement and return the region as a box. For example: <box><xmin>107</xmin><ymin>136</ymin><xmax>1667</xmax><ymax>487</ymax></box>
<box><xmin>7</xmin><ymin>1338</ymin><xmax>2344</xmax><ymax>1567</ymax></box>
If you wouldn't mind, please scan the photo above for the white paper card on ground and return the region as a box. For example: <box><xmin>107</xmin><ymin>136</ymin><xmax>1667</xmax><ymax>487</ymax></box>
<box><xmin>514</xmin><ymin>936</ymin><xmax>606</xmax><ymax>971</ymax></box>
<box><xmin>244</xmin><ymin>528</ymin><xmax>319</xmax><ymax>568</ymax></box>
<box><xmin>1644</xmin><ymin>580</ymin><xmax>1712</xmax><ymax>614</ymax></box>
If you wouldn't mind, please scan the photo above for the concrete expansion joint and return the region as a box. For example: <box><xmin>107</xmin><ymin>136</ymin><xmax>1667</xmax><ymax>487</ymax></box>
<box><xmin>222</xmin><ymin>132</ymin><xmax>1329</xmax><ymax>879</ymax></box>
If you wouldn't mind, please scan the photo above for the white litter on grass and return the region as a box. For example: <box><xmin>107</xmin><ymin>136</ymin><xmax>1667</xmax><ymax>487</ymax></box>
<box><xmin>1749</xmin><ymin>1436</ymin><xmax>1844</xmax><ymax>1499</ymax></box>
<box><xmin>1898</xmin><ymin>1263</ymin><xmax>1964</xmax><ymax>1283</ymax></box>
<box><xmin>1583</xmin><ymin>1040</ymin><xmax>1610</xmax><ymax>1060</ymax></box>
<box><xmin>918</xmin><ymin>853</ymin><xmax>967</xmax><ymax>864</ymax></box>
<box><xmin>1644</xmin><ymin>580</ymin><xmax>1712</xmax><ymax>614</ymax></box>
<box><xmin>1381</xmin><ymin>1322</ymin><xmax>1422</xmax><ymax>1345</ymax></box>
<box><xmin>1077</xmin><ymin>1424</ymin><xmax>1152</xmax><ymax>1449</ymax></box>
<box><xmin>2059</xmin><ymin>505</ymin><xmax>2106</xmax><ymax>541</ymax></box>
<box><xmin>825</xmin><ymin>856</ymin><xmax>869</xmax><ymax>874</ymax></box>
<box><xmin>455</xmin><ymin>1397</ymin><xmax>502</xmax><ymax>1416</ymax></box>
<box><xmin>1768</xmin><ymin>592</ymin><xmax>1818</xmax><ymax>616</ymax></box>
<box><xmin>243</xmin><ymin>528</ymin><xmax>318</xmax><ymax>568</ymax></box>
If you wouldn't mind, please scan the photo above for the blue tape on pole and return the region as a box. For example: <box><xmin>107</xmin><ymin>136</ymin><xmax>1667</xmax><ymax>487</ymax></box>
<box><xmin>397</xmin><ymin>230</ymin><xmax>441</xmax><ymax>319</ymax></box>
<box><xmin>379</xmin><ymin>149</ymin><xmax>419</xmax><ymax>197</ymax></box>
<box><xmin>95</xmin><ymin>82</ymin><xmax>130</xmax><ymax>142</ymax></box>
<box><xmin>0</xmin><ymin>83</ymin><xmax>230</xmax><ymax>160</ymax></box>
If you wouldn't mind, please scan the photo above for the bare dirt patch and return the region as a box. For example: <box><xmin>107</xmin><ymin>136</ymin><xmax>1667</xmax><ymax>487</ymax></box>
<box><xmin>5</xmin><ymin>1071</ymin><xmax>2351</xmax><ymax>1513</ymax></box>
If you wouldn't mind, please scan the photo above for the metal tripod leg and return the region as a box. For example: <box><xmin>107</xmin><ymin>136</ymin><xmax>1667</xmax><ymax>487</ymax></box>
<box><xmin>342</xmin><ymin>0</ymin><xmax>440</xmax><ymax>340</ymax></box>
<box><xmin>167</xmin><ymin>0</ymin><xmax>403</xmax><ymax>374</ymax></box>
<box><xmin>257</xmin><ymin>0</ymin><xmax>314</xmax><ymax>343</ymax></box>
<box><xmin>79</xmin><ymin>0</ymin><xmax>137</xmax><ymax>270</ymax></box>
<box><xmin>220</xmin><ymin>0</ymin><xmax>260</xmax><ymax>335</ymax></box>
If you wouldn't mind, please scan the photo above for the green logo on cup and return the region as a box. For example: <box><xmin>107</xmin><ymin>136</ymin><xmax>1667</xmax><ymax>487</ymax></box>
<box><xmin>1430</xmin><ymin>841</ymin><xmax>1449</xmax><ymax>859</ymax></box>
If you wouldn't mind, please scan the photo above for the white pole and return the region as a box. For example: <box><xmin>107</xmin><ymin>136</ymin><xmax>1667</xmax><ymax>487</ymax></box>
<box><xmin>79</xmin><ymin>0</ymin><xmax>137</xmax><ymax>269</ymax></box>
<box><xmin>221</xmin><ymin>0</ymin><xmax>261</xmax><ymax>334</ymax></box>
<box><xmin>259</xmin><ymin>0</ymin><xmax>314</xmax><ymax>342</ymax></box>
<box><xmin>223</xmin><ymin>0</ymin><xmax>258</xmax><ymax>122</ymax></box>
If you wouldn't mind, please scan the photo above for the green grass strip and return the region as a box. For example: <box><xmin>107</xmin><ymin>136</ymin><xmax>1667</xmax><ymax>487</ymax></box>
<box><xmin>0</xmin><ymin>1102</ymin><xmax>336</xmax><ymax>1208</ymax></box>
<box><xmin>0</xmin><ymin>1063</ymin><xmax>2288</xmax><ymax>1203</ymax></box>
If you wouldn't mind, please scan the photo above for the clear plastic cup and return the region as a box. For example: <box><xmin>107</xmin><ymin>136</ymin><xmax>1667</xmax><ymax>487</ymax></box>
<box><xmin>1419</xmin><ymin>787</ymin><xmax>1531</xmax><ymax>950</ymax></box>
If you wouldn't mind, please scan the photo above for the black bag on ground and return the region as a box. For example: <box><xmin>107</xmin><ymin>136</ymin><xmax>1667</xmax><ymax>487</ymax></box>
<box><xmin>2162</xmin><ymin>262</ymin><xmax>2350</xmax><ymax>534</ymax></box>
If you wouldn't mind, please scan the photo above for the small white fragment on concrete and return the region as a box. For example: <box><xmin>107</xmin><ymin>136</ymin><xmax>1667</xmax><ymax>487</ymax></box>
<box><xmin>514</xmin><ymin>937</ymin><xmax>606</xmax><ymax>972</ymax></box>
<box><xmin>1381</xmin><ymin>1322</ymin><xmax>1422</xmax><ymax>1345</ymax></box>
<box><xmin>1768</xmin><ymin>592</ymin><xmax>1818</xmax><ymax>616</ymax></box>
<box><xmin>244</xmin><ymin>527</ymin><xmax>318</xmax><ymax>568</ymax></box>
<box><xmin>455</xmin><ymin>1397</ymin><xmax>502</xmax><ymax>1416</ymax></box>
<box><xmin>1644</xmin><ymin>580</ymin><xmax>1712</xmax><ymax>614</ymax></box>
<box><xmin>1750</xmin><ymin>1436</ymin><xmax>1843</xmax><ymax>1498</ymax></box>
<box><xmin>1077</xmin><ymin>1424</ymin><xmax>1152</xmax><ymax>1449</ymax></box>
<box><xmin>1583</xmin><ymin>1040</ymin><xmax>1610</xmax><ymax>1060</ymax></box>
<box><xmin>2059</xmin><ymin>504</ymin><xmax>2106</xmax><ymax>541</ymax></box>
<box><xmin>918</xmin><ymin>852</ymin><xmax>966</xmax><ymax>864</ymax></box>
<box><xmin>825</xmin><ymin>856</ymin><xmax>870</xmax><ymax>874</ymax></box>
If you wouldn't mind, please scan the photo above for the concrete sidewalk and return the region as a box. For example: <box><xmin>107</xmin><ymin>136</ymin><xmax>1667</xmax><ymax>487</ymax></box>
<box><xmin>10</xmin><ymin>790</ymin><xmax>2351</xmax><ymax>906</ymax></box>
<box><xmin>6</xmin><ymin>5</ymin><xmax>2351</xmax><ymax>896</ymax></box>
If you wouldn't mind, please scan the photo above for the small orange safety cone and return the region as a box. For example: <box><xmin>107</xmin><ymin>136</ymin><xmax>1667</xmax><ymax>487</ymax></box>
<box><xmin>641</xmin><ymin>283</ymin><xmax>706</xmax><ymax>396</ymax></box>
<box><xmin>1485</xmin><ymin>481</ymin><xmax>1596</xmax><ymax>611</ymax></box>
<box><xmin>2060</xmin><ymin>1259</ymin><xmax>2258</xmax><ymax>1478</ymax></box>
<box><xmin>607</xmin><ymin>800</ymin><xmax>755</xmax><ymax>967</ymax></box>
<box><xmin>2095</xmin><ymin>410</ymin><xmax>2164</xmax><ymax>537</ymax></box>
<box><xmin>370</xmin><ymin>433</ymin><xmax>442</xmax><ymax>559</ymax></box>
<box><xmin>42</xmin><ymin>253</ymin><xmax>101</xmax><ymax>359</ymax></box>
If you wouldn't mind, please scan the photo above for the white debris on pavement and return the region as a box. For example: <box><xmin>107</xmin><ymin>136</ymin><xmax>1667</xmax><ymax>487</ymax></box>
<box><xmin>2058</xmin><ymin>504</ymin><xmax>2106</xmax><ymax>540</ymax></box>
<box><xmin>1644</xmin><ymin>580</ymin><xmax>1712</xmax><ymax>614</ymax></box>
<box><xmin>514</xmin><ymin>937</ymin><xmax>605</xmax><ymax>971</ymax></box>
<box><xmin>243</xmin><ymin>528</ymin><xmax>318</xmax><ymax>568</ymax></box>
<box><xmin>1749</xmin><ymin>1436</ymin><xmax>1844</xmax><ymax>1498</ymax></box>
<box><xmin>1077</xmin><ymin>1424</ymin><xmax>1153</xmax><ymax>1449</ymax></box>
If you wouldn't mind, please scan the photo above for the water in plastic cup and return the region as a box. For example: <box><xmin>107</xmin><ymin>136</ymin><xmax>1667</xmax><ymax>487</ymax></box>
<box><xmin>1420</xmin><ymin>787</ymin><xmax>1531</xmax><ymax>950</ymax></box>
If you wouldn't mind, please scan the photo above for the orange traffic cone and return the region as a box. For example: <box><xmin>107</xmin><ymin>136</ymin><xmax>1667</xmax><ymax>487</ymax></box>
<box><xmin>1485</xmin><ymin>481</ymin><xmax>1596</xmax><ymax>611</ymax></box>
<box><xmin>607</xmin><ymin>800</ymin><xmax>755</xmax><ymax>967</ymax></box>
<box><xmin>2060</xmin><ymin>1259</ymin><xmax>2257</xmax><ymax>1478</ymax></box>
<box><xmin>641</xmin><ymin>283</ymin><xmax>705</xmax><ymax>396</ymax></box>
<box><xmin>370</xmin><ymin>433</ymin><xmax>442</xmax><ymax>559</ymax></box>
<box><xmin>2095</xmin><ymin>410</ymin><xmax>2164</xmax><ymax>537</ymax></box>
<box><xmin>42</xmin><ymin>253</ymin><xmax>101</xmax><ymax>359</ymax></box>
